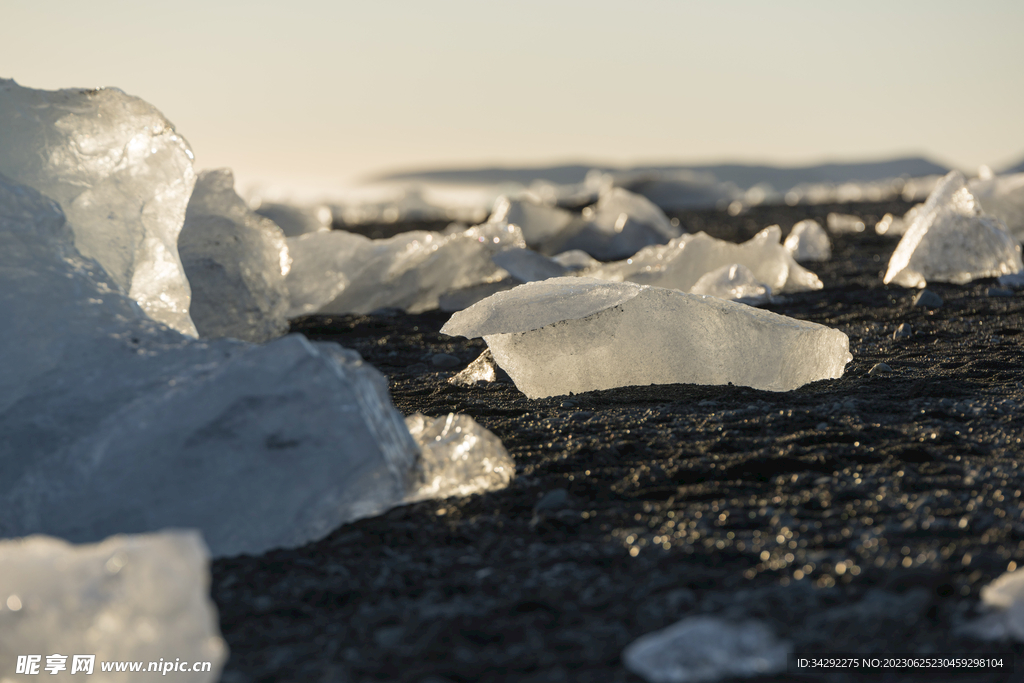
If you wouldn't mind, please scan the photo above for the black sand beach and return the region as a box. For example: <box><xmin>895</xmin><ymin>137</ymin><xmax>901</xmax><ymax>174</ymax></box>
<box><xmin>212</xmin><ymin>199</ymin><xmax>1024</xmax><ymax>682</ymax></box>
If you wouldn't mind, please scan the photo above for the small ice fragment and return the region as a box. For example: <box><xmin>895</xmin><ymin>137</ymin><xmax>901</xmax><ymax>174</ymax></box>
<box><xmin>962</xmin><ymin>568</ymin><xmax>1024</xmax><ymax>641</ymax></box>
<box><xmin>179</xmin><ymin>169</ymin><xmax>291</xmax><ymax>342</ymax></box>
<box><xmin>912</xmin><ymin>290</ymin><xmax>943</xmax><ymax>308</ymax></box>
<box><xmin>492</xmin><ymin>248</ymin><xmax>569</xmax><ymax>282</ymax></box>
<box><xmin>490</xmin><ymin>194</ymin><xmax>575</xmax><ymax>249</ymax></box>
<box><xmin>826</xmin><ymin>213</ymin><xmax>865</xmax><ymax>234</ymax></box>
<box><xmin>441</xmin><ymin>278</ymin><xmax>851</xmax><ymax>398</ymax></box>
<box><xmin>449</xmin><ymin>350</ymin><xmax>500</xmax><ymax>386</ymax></box>
<box><xmin>884</xmin><ymin>171</ymin><xmax>1022</xmax><ymax>288</ymax></box>
<box><xmin>551</xmin><ymin>187</ymin><xmax>682</xmax><ymax>260</ymax></box>
<box><xmin>690</xmin><ymin>264</ymin><xmax>771</xmax><ymax>305</ymax></box>
<box><xmin>552</xmin><ymin>249</ymin><xmax>601</xmax><ymax>270</ymax></box>
<box><xmin>622</xmin><ymin>616</ymin><xmax>790</xmax><ymax>683</ymax></box>
<box><xmin>893</xmin><ymin>323</ymin><xmax>913</xmax><ymax>339</ymax></box>
<box><xmin>868</xmin><ymin>362</ymin><xmax>892</xmax><ymax>376</ymax></box>
<box><xmin>0</xmin><ymin>531</ymin><xmax>227</xmax><ymax>681</ymax></box>
<box><xmin>783</xmin><ymin>219</ymin><xmax>831</xmax><ymax>262</ymax></box>
<box><xmin>588</xmin><ymin>226</ymin><xmax>822</xmax><ymax>294</ymax></box>
<box><xmin>254</xmin><ymin>201</ymin><xmax>331</xmax><ymax>237</ymax></box>
<box><xmin>0</xmin><ymin>79</ymin><xmax>198</xmax><ymax>336</ymax></box>
<box><xmin>405</xmin><ymin>413</ymin><xmax>514</xmax><ymax>500</ymax></box>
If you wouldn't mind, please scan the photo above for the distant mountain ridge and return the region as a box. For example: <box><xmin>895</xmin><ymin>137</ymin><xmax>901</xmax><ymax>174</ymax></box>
<box><xmin>374</xmin><ymin>157</ymin><xmax>952</xmax><ymax>190</ymax></box>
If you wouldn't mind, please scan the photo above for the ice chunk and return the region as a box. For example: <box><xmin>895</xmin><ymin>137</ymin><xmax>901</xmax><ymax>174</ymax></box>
<box><xmin>179</xmin><ymin>169</ymin><xmax>291</xmax><ymax>343</ymax></box>
<box><xmin>588</xmin><ymin>226</ymin><xmax>822</xmax><ymax>294</ymax></box>
<box><xmin>970</xmin><ymin>172</ymin><xmax>1024</xmax><ymax>241</ymax></box>
<box><xmin>254</xmin><ymin>201</ymin><xmax>331</xmax><ymax>237</ymax></box>
<box><xmin>490</xmin><ymin>194</ymin><xmax>575</xmax><ymax>249</ymax></box>
<box><xmin>884</xmin><ymin>171</ymin><xmax>1022</xmax><ymax>287</ymax></box>
<box><xmin>492</xmin><ymin>248</ymin><xmax>569</xmax><ymax>282</ymax></box>
<box><xmin>449</xmin><ymin>349</ymin><xmax>501</xmax><ymax>386</ymax></box>
<box><xmin>405</xmin><ymin>413</ymin><xmax>514</xmax><ymax>500</ymax></box>
<box><xmin>551</xmin><ymin>187</ymin><xmax>683</xmax><ymax>260</ymax></box>
<box><xmin>876</xmin><ymin>203</ymin><xmax>923</xmax><ymax>236</ymax></box>
<box><xmin>622</xmin><ymin>616</ymin><xmax>790</xmax><ymax>683</ymax></box>
<box><xmin>690</xmin><ymin>264</ymin><xmax>770</xmax><ymax>304</ymax></box>
<box><xmin>784</xmin><ymin>219</ymin><xmax>831</xmax><ymax>262</ymax></box>
<box><xmin>0</xmin><ymin>531</ymin><xmax>226</xmax><ymax>682</ymax></box>
<box><xmin>0</xmin><ymin>79</ymin><xmax>197</xmax><ymax>335</ymax></box>
<box><xmin>552</xmin><ymin>249</ymin><xmax>602</xmax><ymax>270</ymax></box>
<box><xmin>285</xmin><ymin>221</ymin><xmax>525</xmax><ymax>316</ymax></box>
<box><xmin>441</xmin><ymin>278</ymin><xmax>851</xmax><ymax>398</ymax></box>
<box><xmin>826</xmin><ymin>212</ymin><xmax>865</xmax><ymax>234</ymax></box>
<box><xmin>0</xmin><ymin>175</ymin><xmax>419</xmax><ymax>557</ymax></box>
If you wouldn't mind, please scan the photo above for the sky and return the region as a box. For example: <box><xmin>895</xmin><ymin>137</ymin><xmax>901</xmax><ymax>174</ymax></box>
<box><xmin>3</xmin><ymin>1</ymin><xmax>1023</xmax><ymax>198</ymax></box>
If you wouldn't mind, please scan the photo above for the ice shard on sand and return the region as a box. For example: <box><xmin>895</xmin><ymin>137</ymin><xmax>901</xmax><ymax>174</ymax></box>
<box><xmin>442</xmin><ymin>278</ymin><xmax>851</xmax><ymax>399</ymax></box>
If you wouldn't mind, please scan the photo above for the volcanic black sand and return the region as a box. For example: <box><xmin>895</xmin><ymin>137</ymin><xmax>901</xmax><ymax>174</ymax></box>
<box><xmin>212</xmin><ymin>200</ymin><xmax>1024</xmax><ymax>683</ymax></box>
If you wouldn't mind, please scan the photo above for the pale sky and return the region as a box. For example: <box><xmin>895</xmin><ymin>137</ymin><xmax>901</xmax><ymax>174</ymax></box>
<box><xmin>3</xmin><ymin>1</ymin><xmax>1023</xmax><ymax>197</ymax></box>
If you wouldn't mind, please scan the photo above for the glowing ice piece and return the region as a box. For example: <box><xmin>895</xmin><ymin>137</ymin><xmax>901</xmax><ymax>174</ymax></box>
<box><xmin>179</xmin><ymin>169</ymin><xmax>291</xmax><ymax>342</ymax></box>
<box><xmin>285</xmin><ymin>221</ymin><xmax>525</xmax><ymax>316</ymax></box>
<box><xmin>961</xmin><ymin>567</ymin><xmax>1024</xmax><ymax>641</ymax></box>
<box><xmin>0</xmin><ymin>531</ymin><xmax>227</xmax><ymax>682</ymax></box>
<box><xmin>0</xmin><ymin>175</ymin><xmax>419</xmax><ymax>557</ymax></box>
<box><xmin>492</xmin><ymin>248</ymin><xmax>568</xmax><ymax>282</ymax></box>
<box><xmin>884</xmin><ymin>171</ymin><xmax>1022</xmax><ymax>287</ymax></box>
<box><xmin>554</xmin><ymin>187</ymin><xmax>682</xmax><ymax>260</ymax></box>
<box><xmin>826</xmin><ymin>212</ymin><xmax>865</xmax><ymax>234</ymax></box>
<box><xmin>490</xmin><ymin>195</ymin><xmax>575</xmax><ymax>249</ymax></box>
<box><xmin>441</xmin><ymin>278</ymin><xmax>851</xmax><ymax>398</ymax></box>
<box><xmin>405</xmin><ymin>413</ymin><xmax>514</xmax><ymax>500</ymax></box>
<box><xmin>784</xmin><ymin>219</ymin><xmax>831</xmax><ymax>262</ymax></box>
<box><xmin>690</xmin><ymin>264</ymin><xmax>770</xmax><ymax>304</ymax></box>
<box><xmin>0</xmin><ymin>79</ymin><xmax>197</xmax><ymax>335</ymax></box>
<box><xmin>588</xmin><ymin>226</ymin><xmax>822</xmax><ymax>294</ymax></box>
<box><xmin>622</xmin><ymin>616</ymin><xmax>790</xmax><ymax>683</ymax></box>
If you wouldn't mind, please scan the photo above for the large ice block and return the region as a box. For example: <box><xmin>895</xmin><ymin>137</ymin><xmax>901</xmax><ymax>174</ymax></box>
<box><xmin>179</xmin><ymin>169</ymin><xmax>291</xmax><ymax>342</ymax></box>
<box><xmin>286</xmin><ymin>221</ymin><xmax>525</xmax><ymax>316</ymax></box>
<box><xmin>0</xmin><ymin>531</ymin><xmax>226</xmax><ymax>682</ymax></box>
<box><xmin>405</xmin><ymin>413</ymin><xmax>514</xmax><ymax>500</ymax></box>
<box><xmin>441</xmin><ymin>278</ymin><xmax>851</xmax><ymax>398</ymax></box>
<box><xmin>588</xmin><ymin>226</ymin><xmax>822</xmax><ymax>294</ymax></box>
<box><xmin>0</xmin><ymin>79</ymin><xmax>197</xmax><ymax>335</ymax></box>
<box><xmin>0</xmin><ymin>174</ymin><xmax>420</xmax><ymax>557</ymax></box>
<box><xmin>884</xmin><ymin>171</ymin><xmax>1022</xmax><ymax>287</ymax></box>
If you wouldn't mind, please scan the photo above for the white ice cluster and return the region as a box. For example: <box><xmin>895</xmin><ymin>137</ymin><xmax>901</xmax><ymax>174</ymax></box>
<box><xmin>622</xmin><ymin>616</ymin><xmax>790</xmax><ymax>683</ymax></box>
<box><xmin>490</xmin><ymin>194</ymin><xmax>575</xmax><ymax>250</ymax></box>
<box><xmin>285</xmin><ymin>220</ymin><xmax>525</xmax><ymax>316</ymax></box>
<box><xmin>0</xmin><ymin>531</ymin><xmax>227</xmax><ymax>683</ymax></box>
<box><xmin>441</xmin><ymin>278</ymin><xmax>851</xmax><ymax>398</ymax></box>
<box><xmin>0</xmin><ymin>174</ymin><xmax>421</xmax><ymax>557</ymax></box>
<box><xmin>406</xmin><ymin>413</ymin><xmax>515</xmax><ymax>500</ymax></box>
<box><xmin>690</xmin><ymin>264</ymin><xmax>771</xmax><ymax>305</ymax></box>
<box><xmin>784</xmin><ymin>219</ymin><xmax>831</xmax><ymax>262</ymax></box>
<box><xmin>0</xmin><ymin>79</ymin><xmax>198</xmax><ymax>336</ymax></box>
<box><xmin>557</xmin><ymin>187</ymin><xmax>683</xmax><ymax>260</ymax></box>
<box><xmin>587</xmin><ymin>226</ymin><xmax>822</xmax><ymax>295</ymax></box>
<box><xmin>884</xmin><ymin>171</ymin><xmax>1022</xmax><ymax>287</ymax></box>
<box><xmin>179</xmin><ymin>169</ymin><xmax>291</xmax><ymax>342</ymax></box>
